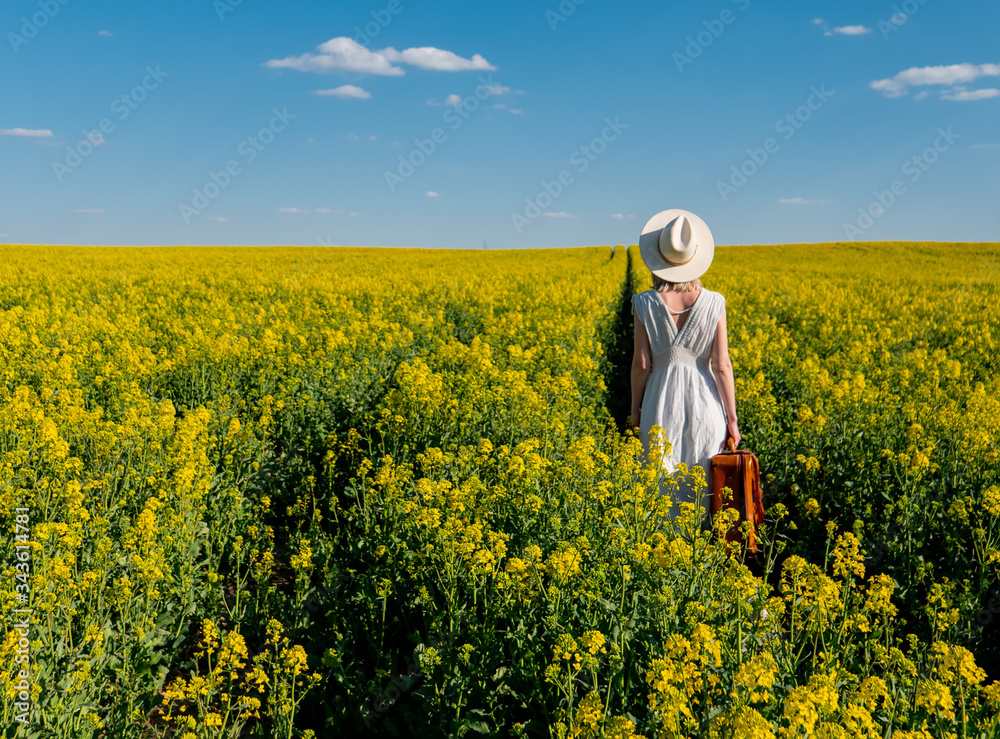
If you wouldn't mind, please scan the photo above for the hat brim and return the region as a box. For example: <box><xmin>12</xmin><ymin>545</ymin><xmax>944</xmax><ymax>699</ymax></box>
<box><xmin>639</xmin><ymin>209</ymin><xmax>715</xmax><ymax>282</ymax></box>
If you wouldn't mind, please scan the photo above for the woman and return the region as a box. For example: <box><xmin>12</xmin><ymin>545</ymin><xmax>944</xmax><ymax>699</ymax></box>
<box><xmin>630</xmin><ymin>209</ymin><xmax>740</xmax><ymax>523</ymax></box>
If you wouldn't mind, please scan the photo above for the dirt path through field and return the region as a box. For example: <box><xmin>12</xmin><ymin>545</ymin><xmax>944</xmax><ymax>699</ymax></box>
<box><xmin>604</xmin><ymin>245</ymin><xmax>634</xmax><ymax>435</ymax></box>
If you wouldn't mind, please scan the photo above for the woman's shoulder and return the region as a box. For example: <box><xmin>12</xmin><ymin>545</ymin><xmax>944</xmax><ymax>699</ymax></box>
<box><xmin>703</xmin><ymin>287</ymin><xmax>725</xmax><ymax>303</ymax></box>
<box><xmin>700</xmin><ymin>289</ymin><xmax>726</xmax><ymax>317</ymax></box>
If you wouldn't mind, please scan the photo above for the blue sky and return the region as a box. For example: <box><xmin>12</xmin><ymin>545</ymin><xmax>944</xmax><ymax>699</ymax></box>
<box><xmin>1</xmin><ymin>0</ymin><xmax>998</xmax><ymax>248</ymax></box>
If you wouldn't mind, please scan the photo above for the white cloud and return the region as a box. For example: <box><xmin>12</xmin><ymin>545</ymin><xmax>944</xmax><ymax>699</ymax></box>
<box><xmin>426</xmin><ymin>191</ymin><xmax>439</xmax><ymax>198</ymax></box>
<box><xmin>871</xmin><ymin>79</ymin><xmax>902</xmax><ymax>96</ymax></box>
<box><xmin>941</xmin><ymin>87</ymin><xmax>1000</xmax><ymax>101</ymax></box>
<box><xmin>2</xmin><ymin>128</ymin><xmax>53</xmax><ymax>138</ymax></box>
<box><xmin>815</xmin><ymin>18</ymin><xmax>873</xmax><ymax>36</ymax></box>
<box><xmin>871</xmin><ymin>63</ymin><xmax>1000</xmax><ymax>98</ymax></box>
<box><xmin>208</xmin><ymin>216</ymin><xmax>228</xmax><ymax>222</ymax></box>
<box><xmin>381</xmin><ymin>46</ymin><xmax>496</xmax><ymax>72</ymax></box>
<box><xmin>913</xmin><ymin>91</ymin><xmax>930</xmax><ymax>101</ymax></box>
<box><xmin>369</xmin><ymin>135</ymin><xmax>378</xmax><ymax>141</ymax></box>
<box><xmin>833</xmin><ymin>25</ymin><xmax>872</xmax><ymax>35</ymax></box>
<box><xmin>315</xmin><ymin>208</ymin><xmax>334</xmax><ymax>213</ymax></box>
<box><xmin>349</xmin><ymin>211</ymin><xmax>360</xmax><ymax>217</ymax></box>
<box><xmin>74</xmin><ymin>208</ymin><xmax>105</xmax><ymax>214</ymax></box>
<box><xmin>610</xmin><ymin>213</ymin><xmax>636</xmax><ymax>220</ymax></box>
<box><xmin>493</xmin><ymin>104</ymin><xmax>507</xmax><ymax>109</ymax></box>
<box><xmin>266</xmin><ymin>37</ymin><xmax>404</xmax><ymax>75</ymax></box>
<box><xmin>279</xmin><ymin>207</ymin><xmax>308</xmax><ymax>214</ymax></box>
<box><xmin>482</xmin><ymin>84</ymin><xmax>510</xmax><ymax>95</ymax></box>
<box><xmin>315</xmin><ymin>85</ymin><xmax>371</xmax><ymax>100</ymax></box>
<box><xmin>542</xmin><ymin>212</ymin><xmax>576</xmax><ymax>219</ymax></box>
<box><xmin>98</xmin><ymin>30</ymin><xmax>113</xmax><ymax>37</ymax></box>
<box><xmin>426</xmin><ymin>98</ymin><xmax>442</xmax><ymax>106</ymax></box>
<box><xmin>347</xmin><ymin>133</ymin><xmax>359</xmax><ymax>141</ymax></box>
<box><xmin>264</xmin><ymin>37</ymin><xmax>495</xmax><ymax>76</ymax></box>
<box><xmin>911</xmin><ymin>63</ymin><xmax>999</xmax><ymax>85</ymax></box>
<box><xmin>509</xmin><ymin>108</ymin><xmax>523</xmax><ymax>115</ymax></box>
<box><xmin>445</xmin><ymin>94</ymin><xmax>463</xmax><ymax>106</ymax></box>
<box><xmin>778</xmin><ymin>198</ymin><xmax>832</xmax><ymax>205</ymax></box>
<box><xmin>307</xmin><ymin>137</ymin><xmax>316</xmax><ymax>143</ymax></box>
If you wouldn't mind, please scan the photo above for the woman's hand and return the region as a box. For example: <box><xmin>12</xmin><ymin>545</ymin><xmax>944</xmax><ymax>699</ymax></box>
<box><xmin>725</xmin><ymin>419</ymin><xmax>742</xmax><ymax>449</ymax></box>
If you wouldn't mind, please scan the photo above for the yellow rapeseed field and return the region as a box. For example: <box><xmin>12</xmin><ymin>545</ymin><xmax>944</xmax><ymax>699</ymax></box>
<box><xmin>1</xmin><ymin>243</ymin><xmax>998</xmax><ymax>738</ymax></box>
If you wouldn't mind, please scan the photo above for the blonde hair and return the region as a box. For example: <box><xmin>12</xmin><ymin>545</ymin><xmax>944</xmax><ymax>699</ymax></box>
<box><xmin>652</xmin><ymin>274</ymin><xmax>702</xmax><ymax>293</ymax></box>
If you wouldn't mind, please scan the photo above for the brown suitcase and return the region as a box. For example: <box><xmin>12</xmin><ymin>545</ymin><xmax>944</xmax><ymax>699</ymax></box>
<box><xmin>710</xmin><ymin>438</ymin><xmax>766</xmax><ymax>554</ymax></box>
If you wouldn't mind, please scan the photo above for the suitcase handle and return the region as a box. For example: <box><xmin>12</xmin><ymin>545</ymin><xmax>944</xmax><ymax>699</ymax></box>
<box><xmin>726</xmin><ymin>436</ymin><xmax>737</xmax><ymax>452</ymax></box>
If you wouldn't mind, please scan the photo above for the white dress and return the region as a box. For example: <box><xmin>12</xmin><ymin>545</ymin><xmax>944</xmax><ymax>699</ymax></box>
<box><xmin>632</xmin><ymin>288</ymin><xmax>729</xmax><ymax>519</ymax></box>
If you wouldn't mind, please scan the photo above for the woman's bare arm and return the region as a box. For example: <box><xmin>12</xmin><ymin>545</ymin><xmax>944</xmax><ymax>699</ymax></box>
<box><xmin>711</xmin><ymin>307</ymin><xmax>742</xmax><ymax>447</ymax></box>
<box><xmin>631</xmin><ymin>307</ymin><xmax>651</xmax><ymax>428</ymax></box>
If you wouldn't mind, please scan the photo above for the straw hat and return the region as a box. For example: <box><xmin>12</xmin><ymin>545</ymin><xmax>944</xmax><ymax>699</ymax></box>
<box><xmin>638</xmin><ymin>209</ymin><xmax>715</xmax><ymax>282</ymax></box>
